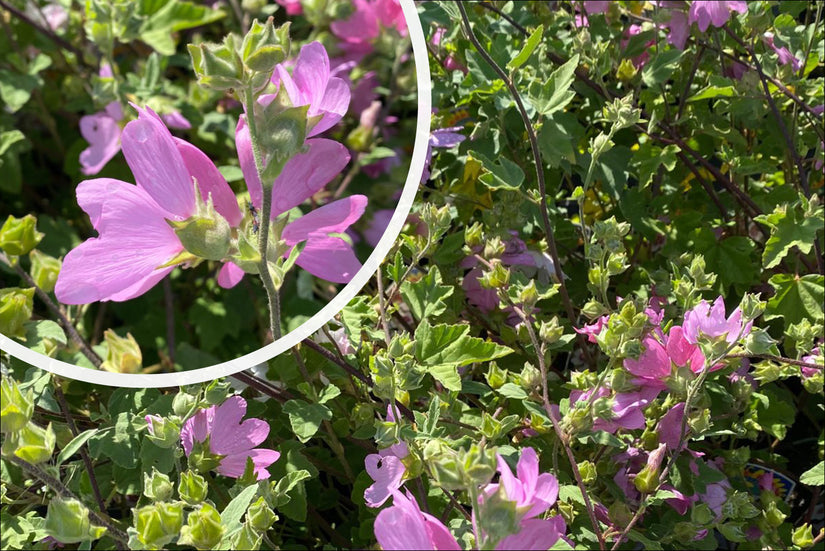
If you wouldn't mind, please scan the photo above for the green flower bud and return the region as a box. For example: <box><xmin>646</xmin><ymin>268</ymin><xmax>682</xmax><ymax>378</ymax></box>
<box><xmin>247</xmin><ymin>497</ymin><xmax>278</xmax><ymax>531</ymax></box>
<box><xmin>578</xmin><ymin>460</ymin><xmax>597</xmax><ymax>485</ymax></box>
<box><xmin>481</xmin><ymin>261</ymin><xmax>510</xmax><ymax>289</ymax></box>
<box><xmin>3</xmin><ymin>421</ymin><xmax>56</xmax><ymax>464</ymax></box>
<box><xmin>461</xmin><ymin>444</ymin><xmax>497</xmax><ymax>486</ymax></box>
<box><xmin>562</xmin><ymin>406</ymin><xmax>593</xmax><ymax>435</ymax></box>
<box><xmin>232</xmin><ymin>522</ymin><xmax>263</xmax><ymax>550</ymax></box>
<box><xmin>673</xmin><ymin>522</ymin><xmax>701</xmax><ymax>542</ymax></box>
<box><xmin>241</xmin><ymin>18</ymin><xmax>290</xmax><ymax>73</ymax></box>
<box><xmin>687</xmin><ymin>408</ymin><xmax>712</xmax><ymax>435</ymax></box>
<box><xmin>145</xmin><ymin>415</ymin><xmax>181</xmax><ymax>449</ymax></box>
<box><xmin>485</xmin><ymin>361</ymin><xmax>507</xmax><ymax>390</ymax></box>
<box><xmin>428</xmin><ymin>445</ymin><xmax>465</xmax><ymax>491</ymax></box>
<box><xmin>178</xmin><ymin>503</ymin><xmax>225</xmax><ymax>551</ymax></box>
<box><xmin>633</xmin><ymin>465</ymin><xmax>660</xmax><ymax>494</ymax></box>
<box><xmin>691</xmin><ymin>503</ymin><xmax>715</xmax><ymax>525</ymax></box>
<box><xmin>188</xmin><ymin>36</ymin><xmax>244</xmax><ymax>92</ymax></box>
<box><xmin>1</xmin><ymin>376</ymin><xmax>34</xmax><ymax>433</ymax></box>
<box><xmin>178</xmin><ymin>470</ymin><xmax>209</xmax><ymax>505</ymax></box>
<box><xmin>143</xmin><ymin>468</ymin><xmax>174</xmax><ymax>502</ymax></box>
<box><xmin>475</xmin><ymin>484</ymin><xmax>520</xmax><ymax>548</ymax></box>
<box><xmin>204</xmin><ymin>379</ymin><xmax>233</xmax><ymax>405</ymax></box>
<box><xmin>539</xmin><ymin>317</ymin><xmax>564</xmax><ymax>344</ymax></box>
<box><xmin>483</xmin><ymin>237</ymin><xmax>505</xmax><ymax>259</ymax></box>
<box><xmin>131</xmin><ymin>502</ymin><xmax>184</xmax><ymax>550</ymax></box>
<box><xmin>581</xmin><ymin>299</ymin><xmax>609</xmax><ymax>319</ymax></box>
<box><xmin>791</xmin><ymin>523</ymin><xmax>814</xmax><ymax>548</ymax></box>
<box><xmin>0</xmin><ymin>214</ymin><xmax>43</xmax><ymax>256</ymax></box>
<box><xmin>28</xmin><ymin>250</ymin><xmax>61</xmax><ymax>293</ymax></box>
<box><xmin>518</xmin><ymin>363</ymin><xmax>541</xmax><ymax>392</ymax></box>
<box><xmin>100</xmin><ymin>329</ymin><xmax>142</xmax><ymax>374</ymax></box>
<box><xmin>465</xmin><ymin>222</ymin><xmax>484</xmax><ymax>248</ymax></box>
<box><xmin>762</xmin><ymin>500</ymin><xmax>786</xmax><ymax>527</ymax></box>
<box><xmin>173</xmin><ymin>392</ymin><xmax>198</xmax><ymax>417</ymax></box>
<box><xmin>45</xmin><ymin>498</ymin><xmax>106</xmax><ymax>544</ymax></box>
<box><xmin>169</xmin><ymin>184</ymin><xmax>232</xmax><ymax>261</ymax></box>
<box><xmin>0</xmin><ymin>287</ymin><xmax>34</xmax><ymax>339</ymax></box>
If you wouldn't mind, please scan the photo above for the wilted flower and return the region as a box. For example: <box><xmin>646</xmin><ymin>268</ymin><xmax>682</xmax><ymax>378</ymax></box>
<box><xmin>181</xmin><ymin>395</ymin><xmax>279</xmax><ymax>480</ymax></box>
<box><xmin>763</xmin><ymin>32</ymin><xmax>802</xmax><ymax>71</ymax></box>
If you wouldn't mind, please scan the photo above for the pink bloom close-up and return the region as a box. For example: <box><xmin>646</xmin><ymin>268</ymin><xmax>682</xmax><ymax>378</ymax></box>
<box><xmin>374</xmin><ymin>490</ymin><xmax>461</xmax><ymax>551</ymax></box>
<box><xmin>682</xmin><ymin>296</ymin><xmax>752</xmax><ymax>345</ymax></box>
<box><xmin>688</xmin><ymin>1</ymin><xmax>748</xmax><ymax>32</ymax></box>
<box><xmin>274</xmin><ymin>42</ymin><xmax>351</xmax><ymax>137</ymax></box>
<box><xmin>56</xmin><ymin>105</ymin><xmax>240</xmax><ymax>304</ymax></box>
<box><xmin>364</xmin><ymin>441</ymin><xmax>409</xmax><ymax>507</ymax></box>
<box><xmin>485</xmin><ymin>447</ymin><xmax>559</xmax><ymax>519</ymax></box>
<box><xmin>79</xmin><ymin>101</ymin><xmax>123</xmax><ymax>176</ymax></box>
<box><xmin>180</xmin><ymin>395</ymin><xmax>280</xmax><ymax>480</ymax></box>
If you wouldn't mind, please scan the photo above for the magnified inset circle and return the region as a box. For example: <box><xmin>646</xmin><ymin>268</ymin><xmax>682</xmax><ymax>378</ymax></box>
<box><xmin>0</xmin><ymin>0</ymin><xmax>431</xmax><ymax>387</ymax></box>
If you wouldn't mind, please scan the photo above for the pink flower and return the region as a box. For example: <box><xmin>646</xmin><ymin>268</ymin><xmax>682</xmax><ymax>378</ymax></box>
<box><xmin>486</xmin><ymin>447</ymin><xmax>559</xmax><ymax>519</ymax></box>
<box><xmin>763</xmin><ymin>32</ymin><xmax>802</xmax><ymax>71</ymax></box>
<box><xmin>667</xmin><ymin>10</ymin><xmax>690</xmax><ymax>49</ymax></box>
<box><xmin>230</xmin><ymin>117</ymin><xmax>365</xmax><ymax>285</ymax></box>
<box><xmin>276</xmin><ymin>0</ymin><xmax>303</xmax><ymax>15</ymax></box>
<box><xmin>181</xmin><ymin>396</ymin><xmax>279</xmax><ymax>480</ymax></box>
<box><xmin>495</xmin><ymin>517</ymin><xmax>567</xmax><ymax>551</ymax></box>
<box><xmin>688</xmin><ymin>1</ymin><xmax>748</xmax><ymax>32</ymax></box>
<box><xmin>624</xmin><ymin>328</ymin><xmax>709</xmax><ymax>386</ymax></box>
<box><xmin>682</xmin><ymin>296</ymin><xmax>752</xmax><ymax>345</ymax></box>
<box><xmin>374</xmin><ymin>490</ymin><xmax>461</xmax><ymax>550</ymax></box>
<box><xmin>364</xmin><ymin>442</ymin><xmax>409</xmax><ymax>507</ymax></box>
<box><xmin>575</xmin><ymin>315</ymin><xmax>609</xmax><ymax>343</ymax></box>
<box><xmin>657</xmin><ymin>402</ymin><xmax>686</xmax><ymax>450</ymax></box>
<box><xmin>273</xmin><ymin>42</ymin><xmax>351</xmax><ymax>137</ymax></box>
<box><xmin>431</xmin><ymin>28</ymin><xmax>467</xmax><ymax>74</ymax></box>
<box><xmin>56</xmin><ymin>106</ymin><xmax>241</xmax><ymax>304</ymax></box>
<box><xmin>79</xmin><ymin>101</ymin><xmax>124</xmax><ymax>175</ymax></box>
<box><xmin>331</xmin><ymin>0</ymin><xmax>407</xmax><ymax>60</ymax></box>
<box><xmin>801</xmin><ymin>346</ymin><xmax>822</xmax><ymax>378</ymax></box>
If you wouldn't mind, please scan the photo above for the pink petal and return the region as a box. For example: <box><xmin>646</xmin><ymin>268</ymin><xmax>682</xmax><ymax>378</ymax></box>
<box><xmin>218</xmin><ymin>448</ymin><xmax>280</xmax><ymax>480</ymax></box>
<box><xmin>311</xmin><ymin>76</ymin><xmax>350</xmax><ymax>136</ymax></box>
<box><xmin>516</xmin><ymin>447</ymin><xmax>539</xmax><ymax>495</ymax></box>
<box><xmin>235</xmin><ymin>117</ymin><xmax>262</xmax><ymax>210</ymax></box>
<box><xmin>282</xmin><ymin>195</ymin><xmax>367</xmax><ymax>242</ymax></box>
<box><xmin>271</xmin><ymin>139</ymin><xmax>350</xmax><ymax>217</ymax></box>
<box><xmin>657</xmin><ymin>402</ymin><xmax>686</xmax><ymax>450</ymax></box>
<box><xmin>54</xmin><ymin>179</ymin><xmax>182</xmax><ymax>304</ymax></box>
<box><xmin>422</xmin><ymin>513</ymin><xmax>461</xmax><ymax>550</ymax></box>
<box><xmin>496</xmin><ymin>518</ymin><xmax>564</xmax><ymax>551</ymax></box>
<box><xmin>293</xmin><ymin>235</ymin><xmax>362</xmax><ymax>283</ymax></box>
<box><xmin>181</xmin><ymin>406</ymin><xmax>215</xmax><ymax>456</ymax></box>
<box><xmin>624</xmin><ymin>336</ymin><xmax>670</xmax><ymax>380</ymax></box>
<box><xmin>374</xmin><ymin>496</ymin><xmax>433</xmax><ymax>550</ymax></box>
<box><xmin>364</xmin><ymin>454</ymin><xmax>406</xmax><ymax>507</ymax></box>
<box><xmin>292</xmin><ymin>42</ymin><xmax>331</xmax><ymax>108</ymax></box>
<box><xmin>218</xmin><ymin>262</ymin><xmax>246</xmax><ymax>289</ymax></box>
<box><xmin>331</xmin><ymin>0</ymin><xmax>379</xmax><ymax>44</ymax></box>
<box><xmin>526</xmin><ymin>473</ymin><xmax>559</xmax><ymax>518</ymax></box>
<box><xmin>162</xmin><ymin>111</ymin><xmax>191</xmax><ymax>130</ymax></box>
<box><xmin>121</xmin><ymin>106</ymin><xmax>194</xmax><ymax>219</ymax></box>
<box><xmin>496</xmin><ymin>454</ymin><xmax>524</xmax><ymax>504</ymax></box>
<box><xmin>174</xmin><ymin>137</ymin><xmax>242</xmax><ymax>226</ymax></box>
<box><xmin>79</xmin><ymin>112</ymin><xmax>121</xmax><ymax>175</ymax></box>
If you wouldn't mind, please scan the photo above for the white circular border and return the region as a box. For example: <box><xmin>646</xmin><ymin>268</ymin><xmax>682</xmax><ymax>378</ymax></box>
<box><xmin>0</xmin><ymin>0</ymin><xmax>431</xmax><ymax>388</ymax></box>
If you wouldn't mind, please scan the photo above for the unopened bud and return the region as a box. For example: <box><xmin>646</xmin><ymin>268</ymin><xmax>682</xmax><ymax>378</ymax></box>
<box><xmin>178</xmin><ymin>503</ymin><xmax>225</xmax><ymax>550</ymax></box>
<box><xmin>29</xmin><ymin>250</ymin><xmax>61</xmax><ymax>293</ymax></box>
<box><xmin>143</xmin><ymin>468</ymin><xmax>174</xmax><ymax>502</ymax></box>
<box><xmin>0</xmin><ymin>376</ymin><xmax>34</xmax><ymax>434</ymax></box>
<box><xmin>100</xmin><ymin>330</ymin><xmax>142</xmax><ymax>374</ymax></box>
<box><xmin>45</xmin><ymin>498</ymin><xmax>106</xmax><ymax>544</ymax></box>
<box><xmin>0</xmin><ymin>214</ymin><xmax>43</xmax><ymax>256</ymax></box>
<box><xmin>178</xmin><ymin>470</ymin><xmax>209</xmax><ymax>505</ymax></box>
<box><xmin>0</xmin><ymin>287</ymin><xmax>34</xmax><ymax>339</ymax></box>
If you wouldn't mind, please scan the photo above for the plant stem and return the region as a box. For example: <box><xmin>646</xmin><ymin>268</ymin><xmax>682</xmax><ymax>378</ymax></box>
<box><xmin>6</xmin><ymin>455</ymin><xmax>129</xmax><ymax>547</ymax></box>
<box><xmin>243</xmin><ymin>85</ymin><xmax>283</xmax><ymax>341</ymax></box>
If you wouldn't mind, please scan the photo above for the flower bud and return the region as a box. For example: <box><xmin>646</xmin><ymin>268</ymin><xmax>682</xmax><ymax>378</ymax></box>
<box><xmin>465</xmin><ymin>222</ymin><xmax>483</xmax><ymax>248</ymax></box>
<box><xmin>0</xmin><ymin>287</ymin><xmax>34</xmax><ymax>339</ymax></box>
<box><xmin>29</xmin><ymin>250</ymin><xmax>61</xmax><ymax>293</ymax></box>
<box><xmin>518</xmin><ymin>363</ymin><xmax>541</xmax><ymax>392</ymax></box>
<box><xmin>461</xmin><ymin>444</ymin><xmax>497</xmax><ymax>486</ymax></box>
<box><xmin>481</xmin><ymin>261</ymin><xmax>510</xmax><ymax>289</ymax></box>
<box><xmin>143</xmin><ymin>468</ymin><xmax>174</xmax><ymax>502</ymax></box>
<box><xmin>188</xmin><ymin>36</ymin><xmax>244</xmax><ymax>92</ymax></box>
<box><xmin>45</xmin><ymin>498</ymin><xmax>106</xmax><ymax>544</ymax></box>
<box><xmin>485</xmin><ymin>361</ymin><xmax>507</xmax><ymax>389</ymax></box>
<box><xmin>178</xmin><ymin>503</ymin><xmax>225</xmax><ymax>551</ymax></box>
<box><xmin>691</xmin><ymin>503</ymin><xmax>714</xmax><ymax>525</ymax></box>
<box><xmin>3</xmin><ymin>421</ymin><xmax>56</xmax><ymax>464</ymax></box>
<box><xmin>188</xmin><ymin>438</ymin><xmax>223</xmax><ymax>474</ymax></box>
<box><xmin>145</xmin><ymin>415</ymin><xmax>181</xmax><ymax>449</ymax></box>
<box><xmin>0</xmin><ymin>214</ymin><xmax>43</xmax><ymax>256</ymax></box>
<box><xmin>178</xmin><ymin>470</ymin><xmax>209</xmax><ymax>505</ymax></box>
<box><xmin>173</xmin><ymin>393</ymin><xmax>198</xmax><ymax>417</ymax></box>
<box><xmin>131</xmin><ymin>502</ymin><xmax>184</xmax><ymax>550</ymax></box>
<box><xmin>204</xmin><ymin>379</ymin><xmax>233</xmax><ymax>405</ymax></box>
<box><xmin>241</xmin><ymin>18</ymin><xmax>290</xmax><ymax>73</ymax></box>
<box><xmin>1</xmin><ymin>376</ymin><xmax>34</xmax><ymax>433</ymax></box>
<box><xmin>232</xmin><ymin>522</ymin><xmax>263</xmax><ymax>550</ymax></box>
<box><xmin>247</xmin><ymin>497</ymin><xmax>278</xmax><ymax>531</ymax></box>
<box><xmin>578</xmin><ymin>460</ymin><xmax>597</xmax><ymax>485</ymax></box>
<box><xmin>791</xmin><ymin>524</ymin><xmax>814</xmax><ymax>548</ymax></box>
<box><xmin>738</xmin><ymin>293</ymin><xmax>765</xmax><ymax>322</ymax></box>
<box><xmin>539</xmin><ymin>317</ymin><xmax>564</xmax><ymax>344</ymax></box>
<box><xmin>100</xmin><ymin>330</ymin><xmax>142</xmax><ymax>374</ymax></box>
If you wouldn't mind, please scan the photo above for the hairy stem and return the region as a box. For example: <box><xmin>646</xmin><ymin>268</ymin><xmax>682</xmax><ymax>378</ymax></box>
<box><xmin>243</xmin><ymin>85</ymin><xmax>283</xmax><ymax>341</ymax></box>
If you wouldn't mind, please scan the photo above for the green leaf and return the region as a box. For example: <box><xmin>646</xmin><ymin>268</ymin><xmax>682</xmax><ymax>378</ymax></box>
<box><xmin>414</xmin><ymin>321</ymin><xmax>513</xmax><ymax>391</ymax></box>
<box><xmin>23</xmin><ymin>320</ymin><xmax>67</xmax><ymax>356</ymax></box>
<box><xmin>56</xmin><ymin>429</ymin><xmax>98</xmax><ymax>466</ymax></box>
<box><xmin>469</xmin><ymin>150</ymin><xmax>525</xmax><ymax>190</ymax></box>
<box><xmin>220</xmin><ymin>484</ymin><xmax>259</xmax><ymax>532</ymax></box>
<box><xmin>281</xmin><ymin>400</ymin><xmax>332</xmax><ymax>443</ymax></box>
<box><xmin>529</xmin><ymin>54</ymin><xmax>579</xmax><ymax>116</ymax></box>
<box><xmin>688</xmin><ymin>84</ymin><xmax>736</xmax><ymax>102</ymax></box>
<box><xmin>497</xmin><ymin>383</ymin><xmax>527</xmax><ymax>400</ymax></box>
<box><xmin>756</xmin><ymin>202</ymin><xmax>824</xmax><ymax>269</ymax></box>
<box><xmin>641</xmin><ymin>49</ymin><xmax>683</xmax><ymax>87</ymax></box>
<box><xmin>400</xmin><ymin>266</ymin><xmax>455</xmax><ymax>322</ymax></box>
<box><xmin>507</xmin><ymin>24</ymin><xmax>543</xmax><ymax>71</ymax></box>
<box><xmin>537</xmin><ymin>112</ymin><xmax>582</xmax><ymax>168</ymax></box>
<box><xmin>139</xmin><ymin>0</ymin><xmax>226</xmax><ymax>55</ymax></box>
<box><xmin>87</xmin><ymin>412</ymin><xmax>139</xmax><ymax>469</ymax></box>
<box><xmin>765</xmin><ymin>274</ymin><xmax>825</xmax><ymax>330</ymax></box>
<box><xmin>270</xmin><ymin>470</ymin><xmax>312</xmax><ymax>508</ymax></box>
<box><xmin>317</xmin><ymin>384</ymin><xmax>341</xmax><ymax>404</ymax></box>
<box><xmin>799</xmin><ymin>461</ymin><xmax>824</xmax><ymax>486</ymax></box>
<box><xmin>0</xmin><ymin>130</ymin><xmax>25</xmax><ymax>156</ymax></box>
